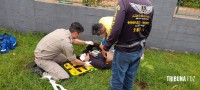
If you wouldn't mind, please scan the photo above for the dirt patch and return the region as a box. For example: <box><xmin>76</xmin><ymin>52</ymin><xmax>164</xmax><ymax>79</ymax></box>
<box><xmin>136</xmin><ymin>80</ymin><xmax>148</xmax><ymax>89</ymax></box>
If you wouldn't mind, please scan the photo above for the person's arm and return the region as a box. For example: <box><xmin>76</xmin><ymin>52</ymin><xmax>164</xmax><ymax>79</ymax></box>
<box><xmin>105</xmin><ymin>51</ymin><xmax>114</xmax><ymax>63</ymax></box>
<box><xmin>72</xmin><ymin>39</ymin><xmax>86</xmax><ymax>45</ymax></box>
<box><xmin>61</xmin><ymin>39</ymin><xmax>91</xmax><ymax>66</ymax></box>
<box><xmin>73</xmin><ymin>39</ymin><xmax>94</xmax><ymax>45</ymax></box>
<box><xmin>71</xmin><ymin>53</ymin><xmax>91</xmax><ymax>66</ymax></box>
<box><xmin>71</xmin><ymin>59</ymin><xmax>85</xmax><ymax>65</ymax></box>
<box><xmin>99</xmin><ymin>43</ymin><xmax>104</xmax><ymax>51</ymax></box>
<box><xmin>100</xmin><ymin>38</ymin><xmax>106</xmax><ymax>51</ymax></box>
<box><xmin>103</xmin><ymin>0</ymin><xmax>126</xmax><ymax>51</ymax></box>
<box><xmin>70</xmin><ymin>59</ymin><xmax>90</xmax><ymax>66</ymax></box>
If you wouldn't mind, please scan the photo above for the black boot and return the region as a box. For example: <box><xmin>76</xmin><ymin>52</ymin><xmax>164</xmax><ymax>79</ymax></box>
<box><xmin>32</xmin><ymin>66</ymin><xmax>44</xmax><ymax>76</ymax></box>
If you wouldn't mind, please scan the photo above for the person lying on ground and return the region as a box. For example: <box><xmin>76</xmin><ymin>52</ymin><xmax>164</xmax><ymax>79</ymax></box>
<box><xmin>77</xmin><ymin>43</ymin><xmax>114</xmax><ymax>69</ymax></box>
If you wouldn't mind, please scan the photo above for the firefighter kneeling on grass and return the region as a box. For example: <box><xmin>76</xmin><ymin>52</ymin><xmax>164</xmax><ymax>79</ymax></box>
<box><xmin>34</xmin><ymin>22</ymin><xmax>94</xmax><ymax>81</ymax></box>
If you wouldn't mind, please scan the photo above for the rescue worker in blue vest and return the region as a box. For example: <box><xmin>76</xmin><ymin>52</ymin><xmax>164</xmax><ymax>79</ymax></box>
<box><xmin>102</xmin><ymin>0</ymin><xmax>154</xmax><ymax>90</ymax></box>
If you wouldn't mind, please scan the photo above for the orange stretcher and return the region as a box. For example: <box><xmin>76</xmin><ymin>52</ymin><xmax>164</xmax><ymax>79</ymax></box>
<box><xmin>64</xmin><ymin>63</ymin><xmax>96</xmax><ymax>76</ymax></box>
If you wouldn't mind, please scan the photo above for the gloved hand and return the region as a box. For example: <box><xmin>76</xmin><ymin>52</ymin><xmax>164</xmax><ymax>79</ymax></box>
<box><xmin>84</xmin><ymin>61</ymin><xmax>92</xmax><ymax>67</ymax></box>
<box><xmin>85</xmin><ymin>41</ymin><xmax>94</xmax><ymax>45</ymax></box>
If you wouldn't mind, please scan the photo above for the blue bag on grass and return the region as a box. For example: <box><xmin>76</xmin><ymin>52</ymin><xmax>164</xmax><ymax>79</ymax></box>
<box><xmin>0</xmin><ymin>33</ymin><xmax>17</xmax><ymax>54</ymax></box>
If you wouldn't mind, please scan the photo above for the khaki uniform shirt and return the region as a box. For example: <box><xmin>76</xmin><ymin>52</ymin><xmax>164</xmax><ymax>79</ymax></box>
<box><xmin>34</xmin><ymin>29</ymin><xmax>76</xmax><ymax>61</ymax></box>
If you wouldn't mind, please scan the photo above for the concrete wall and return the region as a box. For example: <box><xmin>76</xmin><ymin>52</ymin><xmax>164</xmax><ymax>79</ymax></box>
<box><xmin>0</xmin><ymin>0</ymin><xmax>114</xmax><ymax>41</ymax></box>
<box><xmin>33</xmin><ymin>1</ymin><xmax>114</xmax><ymax>41</ymax></box>
<box><xmin>0</xmin><ymin>0</ymin><xmax>200</xmax><ymax>53</ymax></box>
<box><xmin>166</xmin><ymin>18</ymin><xmax>200</xmax><ymax>52</ymax></box>
<box><xmin>148</xmin><ymin>0</ymin><xmax>200</xmax><ymax>53</ymax></box>
<box><xmin>0</xmin><ymin>0</ymin><xmax>35</xmax><ymax>32</ymax></box>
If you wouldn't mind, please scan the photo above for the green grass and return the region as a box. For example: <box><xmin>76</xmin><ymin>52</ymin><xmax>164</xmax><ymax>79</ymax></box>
<box><xmin>0</xmin><ymin>28</ymin><xmax>200</xmax><ymax>90</ymax></box>
<box><xmin>178</xmin><ymin>0</ymin><xmax>200</xmax><ymax>8</ymax></box>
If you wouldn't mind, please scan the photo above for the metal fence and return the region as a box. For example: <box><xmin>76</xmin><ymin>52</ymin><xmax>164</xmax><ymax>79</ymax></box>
<box><xmin>58</xmin><ymin>0</ymin><xmax>116</xmax><ymax>10</ymax></box>
<box><xmin>175</xmin><ymin>0</ymin><xmax>200</xmax><ymax>18</ymax></box>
